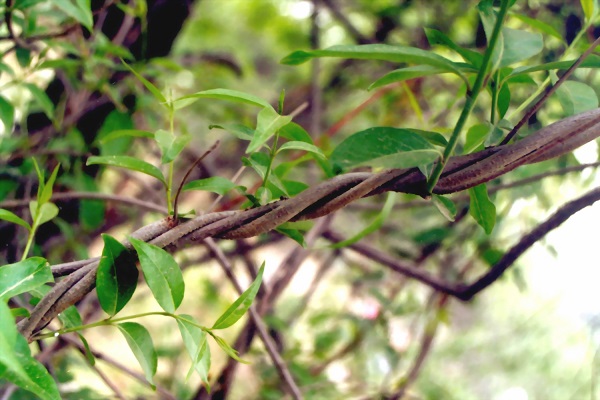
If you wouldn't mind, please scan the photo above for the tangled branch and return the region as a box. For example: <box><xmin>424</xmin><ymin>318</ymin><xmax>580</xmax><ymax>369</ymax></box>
<box><xmin>18</xmin><ymin>108</ymin><xmax>600</xmax><ymax>341</ymax></box>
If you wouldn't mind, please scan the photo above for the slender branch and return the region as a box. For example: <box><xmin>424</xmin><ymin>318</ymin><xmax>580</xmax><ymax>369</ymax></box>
<box><xmin>457</xmin><ymin>185</ymin><xmax>600</xmax><ymax>300</ymax></box>
<box><xmin>0</xmin><ymin>191</ymin><xmax>168</xmax><ymax>214</ymax></box>
<box><xmin>501</xmin><ymin>34</ymin><xmax>600</xmax><ymax>145</ymax></box>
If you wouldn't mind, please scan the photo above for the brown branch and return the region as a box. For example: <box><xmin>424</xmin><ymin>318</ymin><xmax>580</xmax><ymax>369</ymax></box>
<box><xmin>17</xmin><ymin>109</ymin><xmax>600</xmax><ymax>340</ymax></box>
<box><xmin>457</xmin><ymin>185</ymin><xmax>600</xmax><ymax>300</ymax></box>
<box><xmin>501</xmin><ymin>35</ymin><xmax>600</xmax><ymax>145</ymax></box>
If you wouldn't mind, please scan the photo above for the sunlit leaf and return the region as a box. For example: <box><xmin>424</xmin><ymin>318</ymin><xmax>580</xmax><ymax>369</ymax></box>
<box><xmin>247</xmin><ymin>107</ymin><xmax>292</xmax><ymax>153</ymax></box>
<box><xmin>52</xmin><ymin>0</ymin><xmax>93</xmax><ymax>30</ymax></box>
<box><xmin>121</xmin><ymin>59</ymin><xmax>166</xmax><ymax>104</ymax></box>
<box><xmin>87</xmin><ymin>155</ymin><xmax>167</xmax><ymax>186</ymax></box>
<box><xmin>212</xmin><ymin>263</ymin><xmax>264</xmax><ymax>330</ymax></box>
<box><xmin>154</xmin><ymin>129</ymin><xmax>191</xmax><ymax>164</ymax></box>
<box><xmin>469</xmin><ymin>184</ymin><xmax>496</xmax><ymax>234</ymax></box>
<box><xmin>330</xmin><ymin>127</ymin><xmax>441</xmax><ymax>171</ymax></box>
<box><xmin>176</xmin><ymin>314</ymin><xmax>210</xmax><ymax>387</ymax></box>
<box><xmin>0</xmin><ymin>95</ymin><xmax>15</xmax><ymax>132</ymax></box>
<box><xmin>117</xmin><ymin>322</ymin><xmax>157</xmax><ymax>388</ymax></box>
<box><xmin>129</xmin><ymin>237</ymin><xmax>184</xmax><ymax>313</ymax></box>
<box><xmin>0</xmin><ymin>209</ymin><xmax>31</xmax><ymax>231</ymax></box>
<box><xmin>277</xmin><ymin>141</ymin><xmax>326</xmax><ymax>159</ymax></box>
<box><xmin>182</xmin><ymin>176</ymin><xmax>240</xmax><ymax>195</ymax></box>
<box><xmin>173</xmin><ymin>88</ymin><xmax>271</xmax><ymax>110</ymax></box>
<box><xmin>0</xmin><ymin>257</ymin><xmax>52</xmax><ymax>300</ymax></box>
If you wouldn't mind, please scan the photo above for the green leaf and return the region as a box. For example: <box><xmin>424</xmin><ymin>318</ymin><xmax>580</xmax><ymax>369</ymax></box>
<box><xmin>97</xmin><ymin>129</ymin><xmax>155</xmax><ymax>144</ymax></box>
<box><xmin>581</xmin><ymin>0</ymin><xmax>596</xmax><ymax>22</ymax></box>
<box><xmin>242</xmin><ymin>153</ymin><xmax>289</xmax><ymax>196</ymax></box>
<box><xmin>208</xmin><ymin>332</ymin><xmax>248</xmax><ymax>363</ymax></box>
<box><xmin>277</xmin><ymin>141</ymin><xmax>326</xmax><ymax>159</ymax></box>
<box><xmin>129</xmin><ymin>237</ymin><xmax>184</xmax><ymax>313</ymax></box>
<box><xmin>182</xmin><ymin>176</ymin><xmax>240</xmax><ymax>196</ymax></box>
<box><xmin>509</xmin><ymin>55</ymin><xmax>600</xmax><ymax>78</ymax></box>
<box><xmin>22</xmin><ymin>83</ymin><xmax>54</xmax><ymax>119</ymax></box>
<box><xmin>209</xmin><ymin>124</ymin><xmax>254</xmax><ymax>140</ymax></box>
<box><xmin>0</xmin><ymin>209</ymin><xmax>31</xmax><ymax>231</ymax></box>
<box><xmin>275</xmin><ymin>227</ymin><xmax>306</xmax><ymax>247</ymax></box>
<box><xmin>499</xmin><ymin>28</ymin><xmax>543</xmax><ymax>67</ymax></box>
<box><xmin>0</xmin><ymin>95</ymin><xmax>15</xmax><ymax>133</ymax></box>
<box><xmin>96</xmin><ymin>234</ymin><xmax>138</xmax><ymax>317</ymax></box>
<box><xmin>14</xmin><ymin>0</ymin><xmax>48</xmax><ymax>9</ymax></box>
<box><xmin>510</xmin><ymin>12</ymin><xmax>563</xmax><ymax>40</ymax></box>
<box><xmin>407</xmin><ymin>128</ymin><xmax>448</xmax><ymax>147</ymax></box>
<box><xmin>15</xmin><ymin>47</ymin><xmax>31</xmax><ymax>68</ymax></box>
<box><xmin>173</xmin><ymin>88</ymin><xmax>271</xmax><ymax>110</ymax></box>
<box><xmin>57</xmin><ymin>305</ymin><xmax>82</xmax><ymax>328</ymax></box>
<box><xmin>117</xmin><ymin>322</ymin><xmax>157</xmax><ymax>388</ymax></box>
<box><xmin>52</xmin><ymin>0</ymin><xmax>93</xmax><ymax>30</ymax></box>
<box><xmin>432</xmin><ymin>194</ymin><xmax>457</xmax><ymax>222</ymax></box>
<box><xmin>555</xmin><ymin>80</ymin><xmax>599</xmax><ymax>116</ymax></box>
<box><xmin>30</xmin><ymin>201</ymin><xmax>59</xmax><ymax>226</ymax></box>
<box><xmin>154</xmin><ymin>129</ymin><xmax>191</xmax><ymax>164</ymax></box>
<box><xmin>212</xmin><ymin>262</ymin><xmax>264</xmax><ymax>330</ymax></box>
<box><xmin>77</xmin><ymin>333</ymin><xmax>96</xmax><ymax>366</ymax></box>
<box><xmin>0</xmin><ymin>301</ymin><xmax>61</xmax><ymax>400</ymax></box>
<box><xmin>40</xmin><ymin>164</ymin><xmax>60</xmax><ymax>204</ymax></box>
<box><xmin>121</xmin><ymin>59</ymin><xmax>167</xmax><ymax>104</ymax></box>
<box><xmin>247</xmin><ymin>107</ymin><xmax>292</xmax><ymax>153</ymax></box>
<box><xmin>425</xmin><ymin>28</ymin><xmax>482</xmax><ymax>66</ymax></box>
<box><xmin>330</xmin><ymin>192</ymin><xmax>396</xmax><ymax>248</ymax></box>
<box><xmin>468</xmin><ymin>184</ymin><xmax>496</xmax><ymax>234</ymax></box>
<box><xmin>464</xmin><ymin>123</ymin><xmax>491</xmax><ymax>154</ymax></box>
<box><xmin>176</xmin><ymin>314</ymin><xmax>211</xmax><ymax>387</ymax></box>
<box><xmin>369</xmin><ymin>65</ymin><xmax>455</xmax><ymax>90</ymax></box>
<box><xmin>86</xmin><ymin>155</ymin><xmax>167</xmax><ymax>186</ymax></box>
<box><xmin>0</xmin><ymin>257</ymin><xmax>52</xmax><ymax>300</ymax></box>
<box><xmin>279</xmin><ymin>122</ymin><xmax>314</xmax><ymax>143</ymax></box>
<box><xmin>330</xmin><ymin>127</ymin><xmax>441</xmax><ymax>171</ymax></box>
<box><xmin>281</xmin><ymin>44</ymin><xmax>466</xmax><ymax>81</ymax></box>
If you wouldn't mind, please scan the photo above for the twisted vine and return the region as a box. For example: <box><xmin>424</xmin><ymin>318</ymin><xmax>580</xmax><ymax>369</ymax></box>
<box><xmin>18</xmin><ymin>108</ymin><xmax>600</xmax><ymax>341</ymax></box>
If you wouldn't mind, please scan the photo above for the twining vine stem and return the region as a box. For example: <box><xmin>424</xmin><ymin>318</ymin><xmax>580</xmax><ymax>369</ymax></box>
<box><xmin>17</xmin><ymin>108</ymin><xmax>600</xmax><ymax>341</ymax></box>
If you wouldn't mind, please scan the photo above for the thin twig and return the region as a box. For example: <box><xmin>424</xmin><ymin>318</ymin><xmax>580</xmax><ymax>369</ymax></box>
<box><xmin>0</xmin><ymin>191</ymin><xmax>168</xmax><ymax>214</ymax></box>
<box><xmin>501</xmin><ymin>34</ymin><xmax>600</xmax><ymax>145</ymax></box>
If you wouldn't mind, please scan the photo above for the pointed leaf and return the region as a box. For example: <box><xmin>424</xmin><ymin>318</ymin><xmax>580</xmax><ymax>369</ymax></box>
<box><xmin>154</xmin><ymin>129</ymin><xmax>191</xmax><ymax>164</ymax></box>
<box><xmin>212</xmin><ymin>263</ymin><xmax>264</xmax><ymax>330</ymax></box>
<box><xmin>208</xmin><ymin>332</ymin><xmax>249</xmax><ymax>363</ymax></box>
<box><xmin>0</xmin><ymin>257</ymin><xmax>52</xmax><ymax>300</ymax></box>
<box><xmin>182</xmin><ymin>176</ymin><xmax>240</xmax><ymax>195</ymax></box>
<box><xmin>555</xmin><ymin>80</ymin><xmax>599</xmax><ymax>116</ymax></box>
<box><xmin>97</xmin><ymin>129</ymin><xmax>155</xmax><ymax>144</ymax></box>
<box><xmin>176</xmin><ymin>314</ymin><xmax>211</xmax><ymax>387</ymax></box>
<box><xmin>246</xmin><ymin>107</ymin><xmax>292</xmax><ymax>153</ymax></box>
<box><xmin>369</xmin><ymin>65</ymin><xmax>454</xmax><ymax>90</ymax></box>
<box><xmin>22</xmin><ymin>83</ymin><xmax>54</xmax><ymax>119</ymax></box>
<box><xmin>129</xmin><ymin>237</ymin><xmax>184</xmax><ymax>313</ymax></box>
<box><xmin>469</xmin><ymin>184</ymin><xmax>496</xmax><ymax>234</ymax></box>
<box><xmin>0</xmin><ymin>209</ymin><xmax>31</xmax><ymax>231</ymax></box>
<box><xmin>97</xmin><ymin>234</ymin><xmax>138</xmax><ymax>316</ymax></box>
<box><xmin>432</xmin><ymin>194</ymin><xmax>457</xmax><ymax>222</ymax></box>
<box><xmin>499</xmin><ymin>28</ymin><xmax>543</xmax><ymax>67</ymax></box>
<box><xmin>117</xmin><ymin>322</ymin><xmax>157</xmax><ymax>387</ymax></box>
<box><xmin>121</xmin><ymin>60</ymin><xmax>166</xmax><ymax>104</ymax></box>
<box><xmin>277</xmin><ymin>141</ymin><xmax>326</xmax><ymax>159</ymax></box>
<box><xmin>52</xmin><ymin>0</ymin><xmax>93</xmax><ymax>30</ymax></box>
<box><xmin>0</xmin><ymin>95</ymin><xmax>15</xmax><ymax>133</ymax></box>
<box><xmin>281</xmin><ymin>44</ymin><xmax>466</xmax><ymax>81</ymax></box>
<box><xmin>87</xmin><ymin>155</ymin><xmax>167</xmax><ymax>186</ymax></box>
<box><xmin>330</xmin><ymin>127</ymin><xmax>441</xmax><ymax>171</ymax></box>
<box><xmin>209</xmin><ymin>123</ymin><xmax>254</xmax><ymax>140</ymax></box>
<box><xmin>34</xmin><ymin>202</ymin><xmax>59</xmax><ymax>226</ymax></box>
<box><xmin>174</xmin><ymin>88</ymin><xmax>271</xmax><ymax>110</ymax></box>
